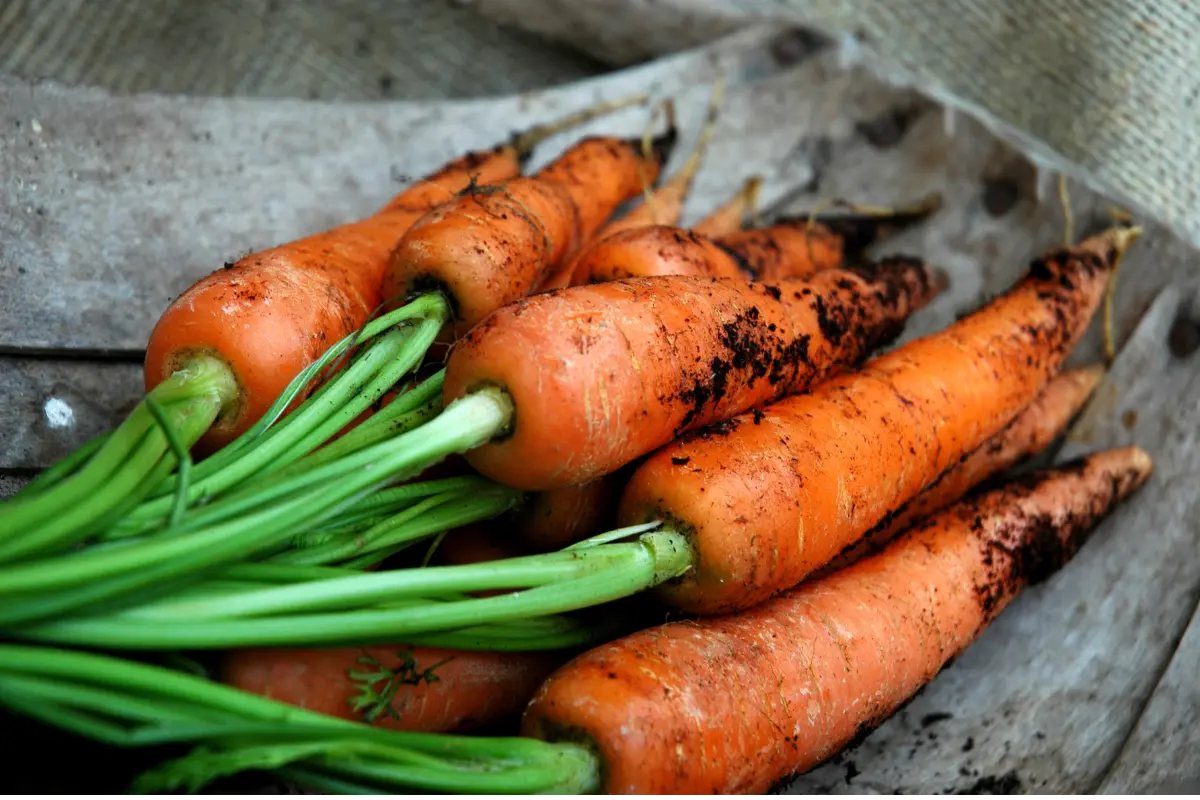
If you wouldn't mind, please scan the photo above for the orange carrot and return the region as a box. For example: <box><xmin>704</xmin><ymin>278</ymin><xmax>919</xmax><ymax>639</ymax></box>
<box><xmin>618</xmin><ymin>227</ymin><xmax>1137</xmax><ymax>614</ymax></box>
<box><xmin>812</xmin><ymin>364</ymin><xmax>1104</xmax><ymax>578</ymax></box>
<box><xmin>380</xmin><ymin>119</ymin><xmax>676</xmax><ymax>332</ymax></box>
<box><xmin>510</xmin><ymin>475</ymin><xmax>623</xmax><ymax>553</ymax></box>
<box><xmin>522</xmin><ymin>446</ymin><xmax>1152</xmax><ymax>793</ymax></box>
<box><xmin>223</xmin><ymin>643</ymin><xmax>558</xmax><ymax>733</ymax></box>
<box><xmin>444</xmin><ymin>259</ymin><xmax>940</xmax><ymax>491</ymax></box>
<box><xmin>575</xmin><ymin>196</ymin><xmax>938</xmax><ymax>286</ymax></box>
<box><xmin>538</xmin><ymin>94</ymin><xmax>721</xmax><ymax>292</ymax></box>
<box><xmin>143</xmin><ymin>100</ymin><xmax>638</xmax><ymax>452</ymax></box>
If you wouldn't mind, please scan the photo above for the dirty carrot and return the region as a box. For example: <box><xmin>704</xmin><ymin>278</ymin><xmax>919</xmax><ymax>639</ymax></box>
<box><xmin>150</xmin><ymin>96</ymin><xmax>641</xmax><ymax>454</ymax></box>
<box><xmin>812</xmin><ymin>364</ymin><xmax>1104</xmax><ymax>578</ymax></box>
<box><xmin>576</xmin><ymin>193</ymin><xmax>939</xmax><ymax>285</ymax></box>
<box><xmin>538</xmin><ymin>89</ymin><xmax>721</xmax><ymax>292</ymax></box>
<box><xmin>0</xmin><ymin>100</ymin><xmax>639</xmax><ymax>561</ymax></box>
<box><xmin>1</xmin><ymin>234</ymin><xmax>1130</xmax><ymax>649</ymax></box>
<box><xmin>380</xmin><ymin>112</ymin><xmax>676</xmax><ymax>331</ymax></box>
<box><xmin>521</xmin><ymin>446</ymin><xmax>1152</xmax><ymax>793</ymax></box>
<box><xmin>0</xmin><ymin>448</ymin><xmax>1148</xmax><ymax>793</ymax></box>
<box><xmin>619</xmin><ymin>227</ymin><xmax>1138</xmax><ymax>614</ymax></box>
<box><xmin>223</xmin><ymin>643</ymin><xmax>559</xmax><ymax>733</ymax></box>
<box><xmin>447</xmin><ymin>258</ymin><xmax>940</xmax><ymax>491</ymax></box>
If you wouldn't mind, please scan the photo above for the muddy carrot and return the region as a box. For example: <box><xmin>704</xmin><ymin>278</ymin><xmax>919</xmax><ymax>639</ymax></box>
<box><xmin>0</xmin><ymin>102</ymin><xmax>640</xmax><ymax>561</ymax></box>
<box><xmin>521</xmin><ymin>446</ymin><xmax>1152</xmax><ymax>793</ymax></box>
<box><xmin>223</xmin><ymin>642</ymin><xmax>558</xmax><ymax>733</ymax></box>
<box><xmin>619</xmin><ymin>227</ymin><xmax>1138</xmax><ymax>614</ymax></box>
<box><xmin>576</xmin><ymin>194</ymin><xmax>939</xmax><ymax>285</ymax></box>
<box><xmin>0</xmin><ymin>444</ymin><xmax>1148</xmax><ymax>794</ymax></box>
<box><xmin>538</xmin><ymin>91</ymin><xmax>721</xmax><ymax>292</ymax></box>
<box><xmin>0</xmin><ymin>234</ymin><xmax>1131</xmax><ymax>649</ymax></box>
<box><xmin>147</xmin><ymin>99</ymin><xmax>640</xmax><ymax>455</ymax></box>
<box><xmin>446</xmin><ymin>258</ymin><xmax>939</xmax><ymax>491</ymax></box>
<box><xmin>812</xmin><ymin>365</ymin><xmax>1105</xmax><ymax>578</ymax></box>
<box><xmin>380</xmin><ymin>116</ymin><xmax>676</xmax><ymax>330</ymax></box>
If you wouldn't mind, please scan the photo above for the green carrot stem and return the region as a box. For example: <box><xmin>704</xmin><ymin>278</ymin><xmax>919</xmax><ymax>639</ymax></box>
<box><xmin>271</xmin><ymin>487</ymin><xmax>521</xmax><ymax>566</ymax></box>
<box><xmin>125</xmin><ymin>402</ymin><xmax>447</xmax><ymax>541</ymax></box>
<box><xmin>296</xmin><ymin>370</ymin><xmax>446</xmax><ymax>471</ymax></box>
<box><xmin>128</xmin><ymin>539</ymin><xmax>649</xmax><ymax>620</ymax></box>
<box><xmin>123</xmin><ymin>322</ymin><xmax>423</xmax><ymax>532</ymax></box>
<box><xmin>7</xmin><ymin>531</ymin><xmax>691</xmax><ymax>649</ymax></box>
<box><xmin>0</xmin><ymin>643</ymin><xmax>600</xmax><ymax>794</ymax></box>
<box><xmin>0</xmin><ymin>673</ymin><xmax>218</xmax><ymax>726</ymax></box>
<box><xmin>263</xmin><ymin>318</ymin><xmax>445</xmax><ymax>473</ymax></box>
<box><xmin>275</xmin><ymin>767</ymin><xmax>387</xmax><ymax>794</ymax></box>
<box><xmin>219</xmin><ymin>562</ymin><xmax>358</xmax><ymax>583</ymax></box>
<box><xmin>0</xmin><ymin>394</ymin><xmax>513</xmax><ymax>625</ymax></box>
<box><xmin>158</xmin><ymin>292</ymin><xmax>452</xmax><ymax>488</ymax></box>
<box><xmin>0</xmin><ymin>356</ymin><xmax>235</xmax><ymax>561</ymax></box>
<box><xmin>0</xmin><ymin>683</ymin><xmax>138</xmax><ymax>746</ymax></box>
<box><xmin>18</xmin><ymin>430</ymin><xmax>111</xmax><ymax>496</ymax></box>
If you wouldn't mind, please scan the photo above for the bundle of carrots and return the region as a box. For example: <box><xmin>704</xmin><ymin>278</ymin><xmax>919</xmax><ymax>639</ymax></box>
<box><xmin>0</xmin><ymin>81</ymin><xmax>1154</xmax><ymax>795</ymax></box>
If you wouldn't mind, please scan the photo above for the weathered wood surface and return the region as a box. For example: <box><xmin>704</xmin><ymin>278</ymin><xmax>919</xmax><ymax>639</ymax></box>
<box><xmin>0</xmin><ymin>26</ymin><xmax>784</xmax><ymax>353</ymax></box>
<box><xmin>0</xmin><ymin>358</ymin><xmax>142</xmax><ymax>470</ymax></box>
<box><xmin>2</xmin><ymin>25</ymin><xmax>1199</xmax><ymax>793</ymax></box>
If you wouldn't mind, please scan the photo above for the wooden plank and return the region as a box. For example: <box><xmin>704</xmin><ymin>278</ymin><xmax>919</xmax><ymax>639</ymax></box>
<box><xmin>0</xmin><ymin>26</ymin><xmax>786</xmax><ymax>353</ymax></box>
<box><xmin>0</xmin><ymin>472</ymin><xmax>31</xmax><ymax>500</ymax></box>
<box><xmin>1099</xmin><ymin>597</ymin><xmax>1200</xmax><ymax>793</ymax></box>
<box><xmin>784</xmin><ymin>284</ymin><xmax>1200</xmax><ymax>794</ymax></box>
<box><xmin>0</xmin><ymin>357</ymin><xmax>142</xmax><ymax>470</ymax></box>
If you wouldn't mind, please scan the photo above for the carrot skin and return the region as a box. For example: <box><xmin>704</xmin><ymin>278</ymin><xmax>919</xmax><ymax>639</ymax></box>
<box><xmin>223</xmin><ymin>643</ymin><xmax>558</xmax><ymax>733</ymax></box>
<box><xmin>813</xmin><ymin>364</ymin><xmax>1105</xmax><ymax>578</ymax></box>
<box><xmin>523</xmin><ymin>446</ymin><xmax>1152</xmax><ymax>793</ymax></box>
<box><xmin>430</xmin><ymin>522</ymin><xmax>521</xmax><ymax>596</ymax></box>
<box><xmin>144</xmin><ymin>148</ymin><xmax>520</xmax><ymax>453</ymax></box>
<box><xmin>618</xmin><ymin>229</ymin><xmax>1132</xmax><ymax>614</ymax></box>
<box><xmin>382</xmin><ymin>133</ymin><xmax>673</xmax><ymax>330</ymax></box>
<box><xmin>577</xmin><ymin>200</ymin><xmax>935</xmax><ymax>287</ymax></box>
<box><xmin>445</xmin><ymin>258</ymin><xmax>940</xmax><ymax>491</ymax></box>
<box><xmin>511</xmin><ymin>475</ymin><xmax>623</xmax><ymax>552</ymax></box>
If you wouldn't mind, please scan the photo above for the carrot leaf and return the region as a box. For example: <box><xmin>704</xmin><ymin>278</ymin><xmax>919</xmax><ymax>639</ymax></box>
<box><xmin>348</xmin><ymin>648</ymin><xmax>455</xmax><ymax>723</ymax></box>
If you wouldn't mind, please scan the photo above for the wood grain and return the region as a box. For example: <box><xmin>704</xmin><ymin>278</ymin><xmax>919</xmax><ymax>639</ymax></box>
<box><xmin>0</xmin><ymin>357</ymin><xmax>142</xmax><ymax>470</ymax></box>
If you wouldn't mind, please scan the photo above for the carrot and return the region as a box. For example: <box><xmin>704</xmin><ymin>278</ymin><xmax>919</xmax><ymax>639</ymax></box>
<box><xmin>146</xmin><ymin>98</ymin><xmax>640</xmax><ymax>454</ymax></box>
<box><xmin>575</xmin><ymin>194</ymin><xmax>939</xmax><ymax>285</ymax></box>
<box><xmin>446</xmin><ymin>258</ymin><xmax>940</xmax><ymax>491</ymax></box>
<box><xmin>618</xmin><ymin>227</ymin><xmax>1138</xmax><ymax>614</ymax></box>
<box><xmin>380</xmin><ymin>115</ymin><xmax>677</xmax><ymax>331</ymax></box>
<box><xmin>812</xmin><ymin>364</ymin><xmax>1104</xmax><ymax>578</ymax></box>
<box><xmin>427</xmin><ymin>522</ymin><xmax>521</xmax><ymax>595</ymax></box>
<box><xmin>0</xmin><ymin>442</ymin><xmax>1147</xmax><ymax>795</ymax></box>
<box><xmin>520</xmin><ymin>446</ymin><xmax>1152</xmax><ymax>793</ymax></box>
<box><xmin>223</xmin><ymin>643</ymin><xmax>559</xmax><ymax>733</ymax></box>
<box><xmin>538</xmin><ymin>89</ymin><xmax>723</xmax><ymax>292</ymax></box>
<box><xmin>689</xmin><ymin>175</ymin><xmax>763</xmax><ymax>239</ymax></box>
<box><xmin>510</xmin><ymin>475</ymin><xmax>623</xmax><ymax>553</ymax></box>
